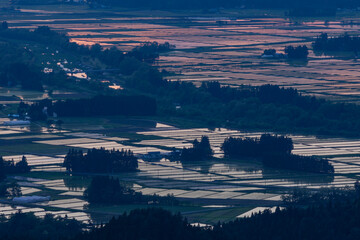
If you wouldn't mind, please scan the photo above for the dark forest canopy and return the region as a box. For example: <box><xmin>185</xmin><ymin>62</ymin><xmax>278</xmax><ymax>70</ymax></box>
<box><xmin>0</xmin><ymin>26</ymin><xmax>170</xmax><ymax>65</ymax></box>
<box><xmin>18</xmin><ymin>95</ymin><xmax>157</xmax><ymax>120</ymax></box>
<box><xmin>63</xmin><ymin>148</ymin><xmax>138</xmax><ymax>173</ymax></box>
<box><xmin>0</xmin><ymin>42</ymin><xmax>66</xmax><ymax>92</ymax></box>
<box><xmin>78</xmin><ymin>185</ymin><xmax>360</xmax><ymax>240</ymax></box>
<box><xmin>262</xmin><ymin>153</ymin><xmax>334</xmax><ymax>174</ymax></box>
<box><xmin>4</xmin><ymin>186</ymin><xmax>360</xmax><ymax>240</ymax></box>
<box><xmin>222</xmin><ymin>134</ymin><xmax>293</xmax><ymax>157</ymax></box>
<box><xmin>313</xmin><ymin>33</ymin><xmax>360</xmax><ymax>53</ymax></box>
<box><xmin>0</xmin><ymin>63</ymin><xmax>44</xmax><ymax>91</ymax></box>
<box><xmin>0</xmin><ymin>26</ymin><xmax>173</xmax><ymax>91</ymax></box>
<box><xmin>78</xmin><ymin>208</ymin><xmax>207</xmax><ymax>240</ymax></box>
<box><xmin>221</xmin><ymin>134</ymin><xmax>334</xmax><ymax>173</ymax></box>
<box><xmin>0</xmin><ymin>156</ymin><xmax>29</xmax><ymax>198</ymax></box>
<box><xmin>84</xmin><ymin>176</ymin><xmax>178</xmax><ymax>205</ymax></box>
<box><xmin>157</xmin><ymin>81</ymin><xmax>360</xmax><ymax>137</ymax></box>
<box><xmin>0</xmin><ymin>156</ymin><xmax>30</xmax><ymax>180</ymax></box>
<box><xmin>0</xmin><ymin>212</ymin><xmax>83</xmax><ymax>240</ymax></box>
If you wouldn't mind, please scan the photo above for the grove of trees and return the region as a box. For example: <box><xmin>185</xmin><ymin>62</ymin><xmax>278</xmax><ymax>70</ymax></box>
<box><xmin>63</xmin><ymin>148</ymin><xmax>138</xmax><ymax>173</ymax></box>
<box><xmin>177</xmin><ymin>136</ymin><xmax>214</xmax><ymax>162</ymax></box>
<box><xmin>18</xmin><ymin>95</ymin><xmax>157</xmax><ymax>120</ymax></box>
<box><xmin>313</xmin><ymin>33</ymin><xmax>360</xmax><ymax>53</ymax></box>
<box><xmin>0</xmin><ymin>156</ymin><xmax>31</xmax><ymax>179</ymax></box>
<box><xmin>221</xmin><ymin>134</ymin><xmax>334</xmax><ymax>173</ymax></box>
<box><xmin>284</xmin><ymin>45</ymin><xmax>309</xmax><ymax>59</ymax></box>
<box><xmin>0</xmin><ymin>156</ymin><xmax>30</xmax><ymax>198</ymax></box>
<box><xmin>84</xmin><ymin>176</ymin><xmax>178</xmax><ymax>205</ymax></box>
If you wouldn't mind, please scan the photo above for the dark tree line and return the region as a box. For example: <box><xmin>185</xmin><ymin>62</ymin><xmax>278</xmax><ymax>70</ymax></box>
<box><xmin>155</xmin><ymin>79</ymin><xmax>360</xmax><ymax>137</ymax></box>
<box><xmin>0</xmin><ymin>26</ymin><xmax>175</xmax><ymax>92</ymax></box>
<box><xmin>175</xmin><ymin>136</ymin><xmax>214</xmax><ymax>162</ymax></box>
<box><xmin>0</xmin><ymin>62</ymin><xmax>44</xmax><ymax>91</ymax></box>
<box><xmin>77</xmin><ymin>185</ymin><xmax>360</xmax><ymax>240</ymax></box>
<box><xmin>0</xmin><ymin>26</ymin><xmax>172</xmax><ymax>66</ymax></box>
<box><xmin>221</xmin><ymin>134</ymin><xmax>334</xmax><ymax>173</ymax></box>
<box><xmin>0</xmin><ymin>212</ymin><xmax>83</xmax><ymax>240</ymax></box>
<box><xmin>222</xmin><ymin>134</ymin><xmax>293</xmax><ymax>157</ymax></box>
<box><xmin>84</xmin><ymin>176</ymin><xmax>178</xmax><ymax>205</ymax></box>
<box><xmin>0</xmin><ymin>156</ymin><xmax>31</xmax><ymax>180</ymax></box>
<box><xmin>3</xmin><ymin>187</ymin><xmax>360</xmax><ymax>240</ymax></box>
<box><xmin>282</xmin><ymin>184</ymin><xmax>360</xmax><ymax>206</ymax></box>
<box><xmin>63</xmin><ymin>148</ymin><xmax>138</xmax><ymax>173</ymax></box>
<box><xmin>262</xmin><ymin>154</ymin><xmax>334</xmax><ymax>174</ymax></box>
<box><xmin>77</xmin><ymin>208</ymin><xmax>207</xmax><ymax>240</ymax></box>
<box><xmin>0</xmin><ymin>156</ymin><xmax>30</xmax><ymax>198</ymax></box>
<box><xmin>18</xmin><ymin>95</ymin><xmax>157</xmax><ymax>120</ymax></box>
<box><xmin>127</xmin><ymin>41</ymin><xmax>176</xmax><ymax>64</ymax></box>
<box><xmin>262</xmin><ymin>46</ymin><xmax>308</xmax><ymax>59</ymax></box>
<box><xmin>313</xmin><ymin>33</ymin><xmax>360</xmax><ymax>53</ymax></box>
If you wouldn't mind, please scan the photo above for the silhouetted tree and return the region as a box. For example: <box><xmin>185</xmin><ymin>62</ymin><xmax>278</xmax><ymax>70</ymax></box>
<box><xmin>180</xmin><ymin>136</ymin><xmax>213</xmax><ymax>161</ymax></box>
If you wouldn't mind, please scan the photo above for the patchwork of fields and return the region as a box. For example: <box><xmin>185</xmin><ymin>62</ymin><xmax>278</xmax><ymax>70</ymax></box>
<box><xmin>0</xmin><ymin>120</ymin><xmax>360</xmax><ymax>224</ymax></box>
<box><xmin>3</xmin><ymin>8</ymin><xmax>360</xmax><ymax>102</ymax></box>
<box><xmin>1</xmin><ymin>5</ymin><xmax>360</xmax><ymax>224</ymax></box>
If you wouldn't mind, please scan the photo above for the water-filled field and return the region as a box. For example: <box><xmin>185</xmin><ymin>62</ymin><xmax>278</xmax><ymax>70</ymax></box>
<box><xmin>2</xmin><ymin>6</ymin><xmax>360</xmax><ymax>224</ymax></box>
<box><xmin>3</xmin><ymin>8</ymin><xmax>360</xmax><ymax>102</ymax></box>
<box><xmin>0</xmin><ymin>119</ymin><xmax>360</xmax><ymax>224</ymax></box>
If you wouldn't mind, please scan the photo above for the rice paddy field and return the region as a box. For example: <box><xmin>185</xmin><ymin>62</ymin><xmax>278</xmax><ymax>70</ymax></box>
<box><xmin>0</xmin><ymin>117</ymin><xmax>360</xmax><ymax>224</ymax></box>
<box><xmin>2</xmin><ymin>4</ymin><xmax>360</xmax><ymax>224</ymax></box>
<box><xmin>2</xmin><ymin>6</ymin><xmax>360</xmax><ymax>102</ymax></box>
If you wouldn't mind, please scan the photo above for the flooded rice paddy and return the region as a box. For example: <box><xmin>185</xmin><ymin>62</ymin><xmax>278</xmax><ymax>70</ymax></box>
<box><xmin>2</xmin><ymin>7</ymin><xmax>360</xmax><ymax>223</ymax></box>
<box><xmin>4</xmin><ymin>10</ymin><xmax>360</xmax><ymax>102</ymax></box>
<box><xmin>0</xmin><ymin>120</ymin><xmax>360</xmax><ymax>223</ymax></box>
